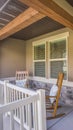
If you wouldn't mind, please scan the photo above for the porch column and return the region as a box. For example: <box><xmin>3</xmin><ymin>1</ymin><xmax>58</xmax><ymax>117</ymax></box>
<box><xmin>0</xmin><ymin>105</ymin><xmax>3</xmax><ymax>130</ymax></box>
<box><xmin>4</xmin><ymin>80</ymin><xmax>9</xmax><ymax>104</ymax></box>
<box><xmin>37</xmin><ymin>89</ymin><xmax>46</xmax><ymax>130</ymax></box>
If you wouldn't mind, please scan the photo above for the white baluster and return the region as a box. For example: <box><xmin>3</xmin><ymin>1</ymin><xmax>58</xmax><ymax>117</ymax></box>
<box><xmin>0</xmin><ymin>112</ymin><xmax>3</xmax><ymax>130</ymax></box>
<box><xmin>33</xmin><ymin>101</ymin><xmax>38</xmax><ymax>130</ymax></box>
<box><xmin>28</xmin><ymin>103</ymin><xmax>32</xmax><ymax>130</ymax></box>
<box><xmin>20</xmin><ymin>107</ymin><xmax>24</xmax><ymax>130</ymax></box>
<box><xmin>10</xmin><ymin>110</ymin><xmax>14</xmax><ymax>130</ymax></box>
<box><xmin>25</xmin><ymin>94</ymin><xmax>28</xmax><ymax>125</ymax></box>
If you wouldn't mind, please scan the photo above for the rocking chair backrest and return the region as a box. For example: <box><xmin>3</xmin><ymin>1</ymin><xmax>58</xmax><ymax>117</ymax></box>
<box><xmin>16</xmin><ymin>71</ymin><xmax>28</xmax><ymax>80</ymax></box>
<box><xmin>56</xmin><ymin>72</ymin><xmax>64</xmax><ymax>89</ymax></box>
<box><xmin>46</xmin><ymin>72</ymin><xmax>64</xmax><ymax>119</ymax></box>
<box><xmin>15</xmin><ymin>71</ymin><xmax>29</xmax><ymax>88</ymax></box>
<box><xmin>53</xmin><ymin>72</ymin><xmax>64</xmax><ymax>117</ymax></box>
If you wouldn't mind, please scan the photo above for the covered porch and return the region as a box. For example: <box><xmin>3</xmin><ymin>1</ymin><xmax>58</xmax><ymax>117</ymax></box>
<box><xmin>0</xmin><ymin>0</ymin><xmax>73</xmax><ymax>130</ymax></box>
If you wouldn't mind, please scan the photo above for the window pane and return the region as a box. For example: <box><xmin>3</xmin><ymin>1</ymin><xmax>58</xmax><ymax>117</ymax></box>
<box><xmin>50</xmin><ymin>61</ymin><xmax>67</xmax><ymax>79</ymax></box>
<box><xmin>34</xmin><ymin>62</ymin><xmax>45</xmax><ymax>77</ymax></box>
<box><xmin>34</xmin><ymin>44</ymin><xmax>45</xmax><ymax>60</ymax></box>
<box><xmin>50</xmin><ymin>39</ymin><xmax>66</xmax><ymax>59</ymax></box>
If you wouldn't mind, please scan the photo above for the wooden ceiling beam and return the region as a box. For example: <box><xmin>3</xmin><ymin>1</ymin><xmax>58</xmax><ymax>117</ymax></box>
<box><xmin>0</xmin><ymin>7</ymin><xmax>45</xmax><ymax>40</ymax></box>
<box><xmin>20</xmin><ymin>0</ymin><xmax>73</xmax><ymax>30</ymax></box>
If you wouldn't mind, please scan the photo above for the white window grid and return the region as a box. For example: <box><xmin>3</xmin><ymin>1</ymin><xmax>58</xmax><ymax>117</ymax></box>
<box><xmin>32</xmin><ymin>32</ymin><xmax>69</xmax><ymax>80</ymax></box>
<box><xmin>33</xmin><ymin>43</ymin><xmax>46</xmax><ymax>77</ymax></box>
<box><xmin>48</xmin><ymin>37</ymin><xmax>68</xmax><ymax>80</ymax></box>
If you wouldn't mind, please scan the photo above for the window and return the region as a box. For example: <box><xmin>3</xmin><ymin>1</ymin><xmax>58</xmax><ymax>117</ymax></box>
<box><xmin>33</xmin><ymin>32</ymin><xmax>69</xmax><ymax>80</ymax></box>
<box><xmin>33</xmin><ymin>44</ymin><xmax>45</xmax><ymax>77</ymax></box>
<box><xmin>49</xmin><ymin>39</ymin><xmax>67</xmax><ymax>80</ymax></box>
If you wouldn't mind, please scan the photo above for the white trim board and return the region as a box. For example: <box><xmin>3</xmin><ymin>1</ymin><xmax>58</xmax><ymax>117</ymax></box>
<box><xmin>1</xmin><ymin>76</ymin><xmax>73</xmax><ymax>88</ymax></box>
<box><xmin>0</xmin><ymin>77</ymin><xmax>15</xmax><ymax>81</ymax></box>
<box><xmin>32</xmin><ymin>32</ymin><xmax>69</xmax><ymax>45</ymax></box>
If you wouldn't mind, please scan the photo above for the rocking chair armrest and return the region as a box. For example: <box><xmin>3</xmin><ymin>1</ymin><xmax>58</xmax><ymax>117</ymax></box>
<box><xmin>46</xmin><ymin>95</ymin><xmax>56</xmax><ymax>100</ymax></box>
<box><xmin>48</xmin><ymin>96</ymin><xmax>56</xmax><ymax>98</ymax></box>
<box><xmin>34</xmin><ymin>87</ymin><xmax>50</xmax><ymax>92</ymax></box>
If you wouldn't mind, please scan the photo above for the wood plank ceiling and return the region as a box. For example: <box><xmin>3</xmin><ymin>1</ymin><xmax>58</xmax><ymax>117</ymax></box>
<box><xmin>12</xmin><ymin>16</ymin><xmax>64</xmax><ymax>40</ymax></box>
<box><xmin>0</xmin><ymin>0</ymin><xmax>28</xmax><ymax>29</ymax></box>
<box><xmin>0</xmin><ymin>0</ymin><xmax>73</xmax><ymax>40</ymax></box>
<box><xmin>66</xmin><ymin>0</ymin><xmax>73</xmax><ymax>7</ymax></box>
<box><xmin>20</xmin><ymin>0</ymin><xmax>73</xmax><ymax>29</ymax></box>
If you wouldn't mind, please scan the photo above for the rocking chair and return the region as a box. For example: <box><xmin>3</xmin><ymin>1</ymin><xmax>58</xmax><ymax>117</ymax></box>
<box><xmin>16</xmin><ymin>71</ymin><xmax>28</xmax><ymax>80</ymax></box>
<box><xmin>46</xmin><ymin>72</ymin><xmax>65</xmax><ymax>120</ymax></box>
<box><xmin>15</xmin><ymin>71</ymin><xmax>29</xmax><ymax>88</ymax></box>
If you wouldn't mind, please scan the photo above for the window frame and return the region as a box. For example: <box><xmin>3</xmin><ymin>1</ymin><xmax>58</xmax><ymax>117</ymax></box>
<box><xmin>33</xmin><ymin>42</ymin><xmax>46</xmax><ymax>77</ymax></box>
<box><xmin>48</xmin><ymin>36</ymin><xmax>68</xmax><ymax>80</ymax></box>
<box><xmin>32</xmin><ymin>32</ymin><xmax>69</xmax><ymax>80</ymax></box>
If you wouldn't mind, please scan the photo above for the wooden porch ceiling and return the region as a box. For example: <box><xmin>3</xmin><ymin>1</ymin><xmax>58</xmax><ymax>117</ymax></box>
<box><xmin>12</xmin><ymin>17</ymin><xmax>64</xmax><ymax>40</ymax></box>
<box><xmin>20</xmin><ymin>0</ymin><xmax>73</xmax><ymax>30</ymax></box>
<box><xmin>0</xmin><ymin>0</ymin><xmax>73</xmax><ymax>40</ymax></box>
<box><xmin>0</xmin><ymin>7</ymin><xmax>45</xmax><ymax>40</ymax></box>
<box><xmin>66</xmin><ymin>0</ymin><xmax>73</xmax><ymax>7</ymax></box>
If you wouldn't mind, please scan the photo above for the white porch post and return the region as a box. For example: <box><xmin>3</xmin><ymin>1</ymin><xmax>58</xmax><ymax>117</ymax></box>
<box><xmin>0</xmin><ymin>106</ymin><xmax>3</xmax><ymax>130</ymax></box>
<box><xmin>4</xmin><ymin>80</ymin><xmax>9</xmax><ymax>104</ymax></box>
<box><xmin>37</xmin><ymin>89</ymin><xmax>46</xmax><ymax>130</ymax></box>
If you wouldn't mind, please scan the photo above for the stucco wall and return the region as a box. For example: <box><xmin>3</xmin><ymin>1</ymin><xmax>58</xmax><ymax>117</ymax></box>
<box><xmin>26</xmin><ymin>28</ymin><xmax>73</xmax><ymax>81</ymax></box>
<box><xmin>0</xmin><ymin>38</ymin><xmax>26</xmax><ymax>78</ymax></box>
<box><xmin>68</xmin><ymin>30</ymin><xmax>73</xmax><ymax>81</ymax></box>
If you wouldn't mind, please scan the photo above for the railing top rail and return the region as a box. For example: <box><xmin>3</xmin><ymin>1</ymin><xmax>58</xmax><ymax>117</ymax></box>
<box><xmin>0</xmin><ymin>80</ymin><xmax>37</xmax><ymax>96</ymax></box>
<box><xmin>7</xmin><ymin>82</ymin><xmax>37</xmax><ymax>96</ymax></box>
<box><xmin>0</xmin><ymin>80</ymin><xmax>4</xmax><ymax>85</ymax></box>
<box><xmin>0</xmin><ymin>94</ymin><xmax>39</xmax><ymax>114</ymax></box>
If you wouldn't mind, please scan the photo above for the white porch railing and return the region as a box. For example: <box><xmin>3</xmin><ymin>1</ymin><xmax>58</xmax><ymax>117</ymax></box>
<box><xmin>0</xmin><ymin>80</ymin><xmax>46</xmax><ymax>130</ymax></box>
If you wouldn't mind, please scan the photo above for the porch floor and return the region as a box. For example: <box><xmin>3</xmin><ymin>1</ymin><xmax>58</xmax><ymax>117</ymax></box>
<box><xmin>3</xmin><ymin>105</ymin><xmax>73</xmax><ymax>130</ymax></box>
<box><xmin>47</xmin><ymin>105</ymin><xmax>73</xmax><ymax>130</ymax></box>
